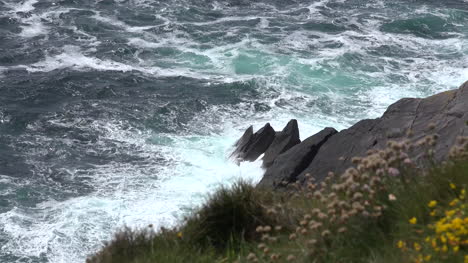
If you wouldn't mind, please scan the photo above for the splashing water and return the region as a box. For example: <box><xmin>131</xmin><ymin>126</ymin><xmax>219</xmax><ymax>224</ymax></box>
<box><xmin>0</xmin><ymin>0</ymin><xmax>467</xmax><ymax>262</ymax></box>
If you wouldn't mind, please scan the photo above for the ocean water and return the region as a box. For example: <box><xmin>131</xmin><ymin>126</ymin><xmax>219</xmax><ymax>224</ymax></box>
<box><xmin>0</xmin><ymin>0</ymin><xmax>467</xmax><ymax>262</ymax></box>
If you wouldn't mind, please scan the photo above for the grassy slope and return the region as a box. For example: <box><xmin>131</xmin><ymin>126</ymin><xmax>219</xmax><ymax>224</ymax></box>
<box><xmin>87</xmin><ymin>138</ymin><xmax>468</xmax><ymax>263</ymax></box>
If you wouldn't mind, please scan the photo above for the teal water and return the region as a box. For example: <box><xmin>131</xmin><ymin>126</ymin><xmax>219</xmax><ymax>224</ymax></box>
<box><xmin>0</xmin><ymin>0</ymin><xmax>467</xmax><ymax>262</ymax></box>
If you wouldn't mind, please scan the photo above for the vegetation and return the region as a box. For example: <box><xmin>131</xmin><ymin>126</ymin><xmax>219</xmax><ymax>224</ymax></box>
<box><xmin>87</xmin><ymin>135</ymin><xmax>468</xmax><ymax>263</ymax></box>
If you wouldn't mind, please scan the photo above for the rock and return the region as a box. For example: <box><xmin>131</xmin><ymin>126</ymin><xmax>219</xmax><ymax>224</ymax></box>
<box><xmin>258</xmin><ymin>127</ymin><xmax>337</xmax><ymax>188</ymax></box>
<box><xmin>231</xmin><ymin>123</ymin><xmax>276</xmax><ymax>162</ymax></box>
<box><xmin>294</xmin><ymin>81</ymin><xmax>468</xmax><ymax>184</ymax></box>
<box><xmin>262</xmin><ymin>119</ymin><xmax>301</xmax><ymax>168</ymax></box>
<box><xmin>232</xmin><ymin>125</ymin><xmax>253</xmax><ymax>152</ymax></box>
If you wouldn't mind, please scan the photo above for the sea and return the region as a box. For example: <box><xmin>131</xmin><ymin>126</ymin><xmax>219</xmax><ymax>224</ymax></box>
<box><xmin>0</xmin><ymin>0</ymin><xmax>467</xmax><ymax>262</ymax></box>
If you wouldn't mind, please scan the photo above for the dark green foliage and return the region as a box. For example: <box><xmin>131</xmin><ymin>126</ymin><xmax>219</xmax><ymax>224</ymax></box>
<box><xmin>86</xmin><ymin>180</ymin><xmax>279</xmax><ymax>263</ymax></box>
<box><xmin>86</xmin><ymin>227</ymin><xmax>152</xmax><ymax>263</ymax></box>
<box><xmin>88</xmin><ymin>157</ymin><xmax>468</xmax><ymax>263</ymax></box>
<box><xmin>183</xmin><ymin>180</ymin><xmax>277</xmax><ymax>250</ymax></box>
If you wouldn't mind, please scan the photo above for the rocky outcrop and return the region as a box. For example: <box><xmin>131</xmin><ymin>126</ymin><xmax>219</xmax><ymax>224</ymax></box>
<box><xmin>231</xmin><ymin>123</ymin><xmax>276</xmax><ymax>162</ymax></box>
<box><xmin>293</xmin><ymin>81</ymin><xmax>468</xmax><ymax>185</ymax></box>
<box><xmin>231</xmin><ymin>81</ymin><xmax>468</xmax><ymax>188</ymax></box>
<box><xmin>258</xmin><ymin>127</ymin><xmax>337</xmax><ymax>188</ymax></box>
<box><xmin>262</xmin><ymin>120</ymin><xmax>301</xmax><ymax>168</ymax></box>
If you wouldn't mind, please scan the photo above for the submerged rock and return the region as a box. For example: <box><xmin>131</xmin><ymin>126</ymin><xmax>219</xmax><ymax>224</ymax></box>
<box><xmin>262</xmin><ymin>119</ymin><xmax>301</xmax><ymax>168</ymax></box>
<box><xmin>258</xmin><ymin>127</ymin><xmax>337</xmax><ymax>188</ymax></box>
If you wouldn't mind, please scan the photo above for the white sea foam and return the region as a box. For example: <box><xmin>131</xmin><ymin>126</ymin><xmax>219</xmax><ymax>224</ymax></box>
<box><xmin>19</xmin><ymin>19</ymin><xmax>47</xmax><ymax>38</ymax></box>
<box><xmin>0</xmin><ymin>118</ymin><xmax>266</xmax><ymax>263</ymax></box>
<box><xmin>92</xmin><ymin>13</ymin><xmax>155</xmax><ymax>33</ymax></box>
<box><xmin>0</xmin><ymin>1</ymin><xmax>467</xmax><ymax>263</ymax></box>
<box><xmin>7</xmin><ymin>0</ymin><xmax>38</xmax><ymax>13</ymax></box>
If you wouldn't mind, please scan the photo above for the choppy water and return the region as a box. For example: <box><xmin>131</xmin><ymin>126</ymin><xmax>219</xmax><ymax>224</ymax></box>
<box><xmin>0</xmin><ymin>0</ymin><xmax>467</xmax><ymax>262</ymax></box>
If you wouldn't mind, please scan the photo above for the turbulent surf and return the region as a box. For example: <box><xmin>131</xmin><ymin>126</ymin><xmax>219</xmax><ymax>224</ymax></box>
<box><xmin>0</xmin><ymin>0</ymin><xmax>467</xmax><ymax>262</ymax></box>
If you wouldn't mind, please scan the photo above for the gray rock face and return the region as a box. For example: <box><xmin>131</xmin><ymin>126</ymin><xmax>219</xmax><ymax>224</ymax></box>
<box><xmin>232</xmin><ymin>125</ymin><xmax>254</xmax><ymax>154</ymax></box>
<box><xmin>294</xmin><ymin>81</ymin><xmax>468</xmax><ymax>184</ymax></box>
<box><xmin>231</xmin><ymin>123</ymin><xmax>276</xmax><ymax>162</ymax></box>
<box><xmin>258</xmin><ymin>127</ymin><xmax>337</xmax><ymax>188</ymax></box>
<box><xmin>262</xmin><ymin>119</ymin><xmax>301</xmax><ymax>168</ymax></box>
<box><xmin>231</xmin><ymin>81</ymin><xmax>467</xmax><ymax>189</ymax></box>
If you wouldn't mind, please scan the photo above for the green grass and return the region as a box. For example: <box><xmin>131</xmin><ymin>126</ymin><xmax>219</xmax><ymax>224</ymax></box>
<box><xmin>87</xmin><ymin>145</ymin><xmax>468</xmax><ymax>263</ymax></box>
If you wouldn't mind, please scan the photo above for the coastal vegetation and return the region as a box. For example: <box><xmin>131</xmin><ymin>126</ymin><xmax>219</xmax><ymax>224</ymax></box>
<box><xmin>87</xmin><ymin>133</ymin><xmax>468</xmax><ymax>263</ymax></box>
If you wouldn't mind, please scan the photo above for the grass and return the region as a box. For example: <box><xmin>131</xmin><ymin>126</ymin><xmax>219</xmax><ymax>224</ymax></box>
<box><xmin>87</xmin><ymin>136</ymin><xmax>468</xmax><ymax>263</ymax></box>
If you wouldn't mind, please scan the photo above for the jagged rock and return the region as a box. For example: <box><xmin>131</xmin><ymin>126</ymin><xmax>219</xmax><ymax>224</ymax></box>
<box><xmin>232</xmin><ymin>125</ymin><xmax>253</xmax><ymax>153</ymax></box>
<box><xmin>293</xmin><ymin>81</ymin><xmax>468</xmax><ymax>184</ymax></box>
<box><xmin>258</xmin><ymin>127</ymin><xmax>337</xmax><ymax>188</ymax></box>
<box><xmin>231</xmin><ymin>123</ymin><xmax>276</xmax><ymax>162</ymax></box>
<box><xmin>262</xmin><ymin>119</ymin><xmax>301</xmax><ymax>168</ymax></box>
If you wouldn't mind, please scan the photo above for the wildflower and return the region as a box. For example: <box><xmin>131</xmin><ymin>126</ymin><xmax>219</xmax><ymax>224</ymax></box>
<box><xmin>310</xmin><ymin>222</ymin><xmax>322</xmax><ymax>231</ymax></box>
<box><xmin>263</xmin><ymin>226</ymin><xmax>272</xmax><ymax>232</ymax></box>
<box><xmin>397</xmin><ymin>240</ymin><xmax>405</xmax><ymax>249</ymax></box>
<box><xmin>307</xmin><ymin>239</ymin><xmax>317</xmax><ymax>246</ymax></box>
<box><xmin>453</xmin><ymin>245</ymin><xmax>459</xmax><ymax>253</ymax></box>
<box><xmin>409</xmin><ymin>217</ymin><xmax>417</xmax><ymax>224</ymax></box>
<box><xmin>388</xmin><ymin>194</ymin><xmax>397</xmax><ymax>201</ymax></box>
<box><xmin>287</xmin><ymin>255</ymin><xmax>296</xmax><ymax>261</ymax></box>
<box><xmin>353</xmin><ymin>192</ymin><xmax>363</xmax><ymax>200</ymax></box>
<box><xmin>258</xmin><ymin>243</ymin><xmax>266</xmax><ymax>249</ymax></box>
<box><xmin>256</xmin><ymin>226</ymin><xmax>264</xmax><ymax>233</ymax></box>
<box><xmin>246</xmin><ymin>253</ymin><xmax>257</xmax><ymax>261</ymax></box>
<box><xmin>318</xmin><ymin>212</ymin><xmax>327</xmax><ymax>220</ymax></box>
<box><xmin>267</xmin><ymin>208</ymin><xmax>276</xmax><ymax>215</ymax></box>
<box><xmin>270</xmin><ymin>254</ymin><xmax>279</xmax><ymax>261</ymax></box>
<box><xmin>428</xmin><ymin>200</ymin><xmax>437</xmax><ymax>208</ymax></box>
<box><xmin>289</xmin><ymin>233</ymin><xmax>297</xmax><ymax>241</ymax></box>
<box><xmin>449</xmin><ymin>198</ymin><xmax>459</xmax><ymax>207</ymax></box>
<box><xmin>177</xmin><ymin>232</ymin><xmax>183</xmax><ymax>238</ymax></box>
<box><xmin>388</xmin><ymin>167</ymin><xmax>400</xmax><ymax>176</ymax></box>
<box><xmin>450</xmin><ymin>183</ymin><xmax>456</xmax><ymax>189</ymax></box>
<box><xmin>321</xmin><ymin>230</ymin><xmax>331</xmax><ymax>237</ymax></box>
<box><xmin>403</xmin><ymin>158</ymin><xmax>412</xmax><ymax>165</ymax></box>
<box><xmin>413</xmin><ymin>242</ymin><xmax>421</xmax><ymax>251</ymax></box>
<box><xmin>442</xmin><ymin>245</ymin><xmax>448</xmax><ymax>252</ymax></box>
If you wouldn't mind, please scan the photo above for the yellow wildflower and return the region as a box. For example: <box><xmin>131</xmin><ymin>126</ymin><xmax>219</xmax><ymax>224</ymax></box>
<box><xmin>177</xmin><ymin>232</ymin><xmax>183</xmax><ymax>238</ymax></box>
<box><xmin>445</xmin><ymin>209</ymin><xmax>456</xmax><ymax>217</ymax></box>
<box><xmin>449</xmin><ymin>198</ymin><xmax>459</xmax><ymax>207</ymax></box>
<box><xmin>431</xmin><ymin>238</ymin><xmax>437</xmax><ymax>248</ymax></box>
<box><xmin>428</xmin><ymin>200</ymin><xmax>437</xmax><ymax>208</ymax></box>
<box><xmin>409</xmin><ymin>217</ymin><xmax>417</xmax><ymax>224</ymax></box>
<box><xmin>440</xmin><ymin>235</ymin><xmax>447</xmax><ymax>243</ymax></box>
<box><xmin>413</xmin><ymin>242</ymin><xmax>421</xmax><ymax>251</ymax></box>
<box><xmin>453</xmin><ymin>245</ymin><xmax>459</xmax><ymax>253</ymax></box>
<box><xmin>397</xmin><ymin>240</ymin><xmax>405</xmax><ymax>249</ymax></box>
<box><xmin>442</xmin><ymin>245</ymin><xmax>448</xmax><ymax>252</ymax></box>
<box><xmin>450</xmin><ymin>183</ymin><xmax>456</xmax><ymax>189</ymax></box>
